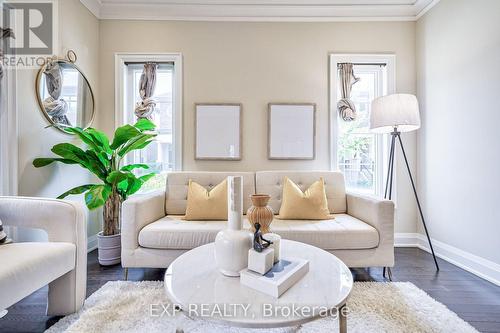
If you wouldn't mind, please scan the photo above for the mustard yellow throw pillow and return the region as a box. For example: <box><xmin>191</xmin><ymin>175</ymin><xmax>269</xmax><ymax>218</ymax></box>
<box><xmin>184</xmin><ymin>179</ymin><xmax>228</xmax><ymax>220</ymax></box>
<box><xmin>277</xmin><ymin>177</ymin><xmax>332</xmax><ymax>220</ymax></box>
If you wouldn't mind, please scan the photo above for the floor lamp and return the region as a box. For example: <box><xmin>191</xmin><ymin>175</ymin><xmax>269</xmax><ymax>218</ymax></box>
<box><xmin>370</xmin><ymin>94</ymin><xmax>439</xmax><ymax>271</ymax></box>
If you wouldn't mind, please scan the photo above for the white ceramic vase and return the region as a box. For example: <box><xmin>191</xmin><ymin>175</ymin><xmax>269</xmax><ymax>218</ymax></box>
<box><xmin>215</xmin><ymin>176</ymin><xmax>252</xmax><ymax>277</ymax></box>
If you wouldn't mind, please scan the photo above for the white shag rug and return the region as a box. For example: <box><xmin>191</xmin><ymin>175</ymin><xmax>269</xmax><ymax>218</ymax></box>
<box><xmin>46</xmin><ymin>281</ymin><xmax>477</xmax><ymax>333</ymax></box>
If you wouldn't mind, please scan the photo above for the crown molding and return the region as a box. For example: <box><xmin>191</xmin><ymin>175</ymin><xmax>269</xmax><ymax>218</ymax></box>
<box><xmin>415</xmin><ymin>0</ymin><xmax>441</xmax><ymax>19</ymax></box>
<box><xmin>80</xmin><ymin>0</ymin><xmax>102</xmax><ymax>18</ymax></box>
<box><xmin>79</xmin><ymin>0</ymin><xmax>440</xmax><ymax>22</ymax></box>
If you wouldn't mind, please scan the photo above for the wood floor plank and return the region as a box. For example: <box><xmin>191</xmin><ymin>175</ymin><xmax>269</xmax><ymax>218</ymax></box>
<box><xmin>1</xmin><ymin>247</ymin><xmax>499</xmax><ymax>332</ymax></box>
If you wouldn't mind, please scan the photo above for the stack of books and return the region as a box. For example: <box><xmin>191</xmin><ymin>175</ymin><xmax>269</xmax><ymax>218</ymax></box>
<box><xmin>240</xmin><ymin>258</ymin><xmax>309</xmax><ymax>298</ymax></box>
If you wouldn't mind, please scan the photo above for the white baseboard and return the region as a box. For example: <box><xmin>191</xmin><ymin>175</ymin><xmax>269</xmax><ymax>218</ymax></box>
<box><xmin>87</xmin><ymin>234</ymin><xmax>98</xmax><ymax>253</ymax></box>
<box><xmin>395</xmin><ymin>233</ymin><xmax>500</xmax><ymax>287</ymax></box>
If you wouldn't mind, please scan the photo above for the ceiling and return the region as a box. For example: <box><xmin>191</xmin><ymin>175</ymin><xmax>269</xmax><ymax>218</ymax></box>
<box><xmin>80</xmin><ymin>0</ymin><xmax>440</xmax><ymax>21</ymax></box>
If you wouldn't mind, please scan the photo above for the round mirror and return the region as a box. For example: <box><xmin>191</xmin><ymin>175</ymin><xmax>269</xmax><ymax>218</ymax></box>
<box><xmin>36</xmin><ymin>58</ymin><xmax>95</xmax><ymax>134</ymax></box>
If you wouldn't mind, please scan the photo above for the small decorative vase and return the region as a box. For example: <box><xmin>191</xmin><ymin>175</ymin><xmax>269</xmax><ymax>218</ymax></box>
<box><xmin>215</xmin><ymin>176</ymin><xmax>252</xmax><ymax>277</ymax></box>
<box><xmin>247</xmin><ymin>194</ymin><xmax>274</xmax><ymax>234</ymax></box>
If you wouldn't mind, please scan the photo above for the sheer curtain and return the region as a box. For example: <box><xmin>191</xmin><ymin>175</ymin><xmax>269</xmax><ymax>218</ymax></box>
<box><xmin>134</xmin><ymin>63</ymin><xmax>158</xmax><ymax>119</ymax></box>
<box><xmin>337</xmin><ymin>63</ymin><xmax>360</xmax><ymax>122</ymax></box>
<box><xmin>0</xmin><ymin>46</ymin><xmax>17</xmax><ymax>196</ymax></box>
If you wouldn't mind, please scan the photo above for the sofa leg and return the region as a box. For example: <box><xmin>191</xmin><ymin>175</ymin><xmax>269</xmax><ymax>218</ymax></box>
<box><xmin>124</xmin><ymin>268</ymin><xmax>129</xmax><ymax>281</ymax></box>
<box><xmin>385</xmin><ymin>267</ymin><xmax>393</xmax><ymax>281</ymax></box>
<box><xmin>382</xmin><ymin>267</ymin><xmax>386</xmax><ymax>278</ymax></box>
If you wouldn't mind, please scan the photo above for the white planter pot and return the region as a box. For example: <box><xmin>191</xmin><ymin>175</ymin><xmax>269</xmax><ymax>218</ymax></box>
<box><xmin>97</xmin><ymin>232</ymin><xmax>121</xmax><ymax>266</ymax></box>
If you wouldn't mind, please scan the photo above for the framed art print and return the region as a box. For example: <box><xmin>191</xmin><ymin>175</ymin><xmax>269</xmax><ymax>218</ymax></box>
<box><xmin>268</xmin><ymin>103</ymin><xmax>316</xmax><ymax>160</ymax></box>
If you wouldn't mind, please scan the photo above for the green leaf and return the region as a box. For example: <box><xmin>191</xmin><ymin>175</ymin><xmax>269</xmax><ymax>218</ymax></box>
<box><xmin>57</xmin><ymin>184</ymin><xmax>95</xmax><ymax>199</ymax></box>
<box><xmin>110</xmin><ymin>124</ymin><xmax>141</xmax><ymax>149</ymax></box>
<box><xmin>51</xmin><ymin>143</ymin><xmax>107</xmax><ymax>181</ymax></box>
<box><xmin>139</xmin><ymin>173</ymin><xmax>156</xmax><ymax>183</ymax></box>
<box><xmin>51</xmin><ymin>143</ymin><xmax>88</xmax><ymax>163</ymax></box>
<box><xmin>134</xmin><ymin>118</ymin><xmax>156</xmax><ymax>131</ymax></box>
<box><xmin>84</xmin><ymin>185</ymin><xmax>112</xmax><ymax>210</ymax></box>
<box><xmin>121</xmin><ymin>164</ymin><xmax>150</xmax><ymax>172</ymax></box>
<box><xmin>126</xmin><ymin>172</ymin><xmax>157</xmax><ymax>196</ymax></box>
<box><xmin>117</xmin><ymin>133</ymin><xmax>156</xmax><ymax>157</ymax></box>
<box><xmin>33</xmin><ymin>158</ymin><xmax>78</xmax><ymax>168</ymax></box>
<box><xmin>85</xmin><ymin>150</ymin><xmax>109</xmax><ymax>175</ymax></box>
<box><xmin>106</xmin><ymin>171</ymin><xmax>129</xmax><ymax>185</ymax></box>
<box><xmin>86</xmin><ymin>128</ymin><xmax>112</xmax><ymax>154</ymax></box>
<box><xmin>65</xmin><ymin>127</ymin><xmax>102</xmax><ymax>153</ymax></box>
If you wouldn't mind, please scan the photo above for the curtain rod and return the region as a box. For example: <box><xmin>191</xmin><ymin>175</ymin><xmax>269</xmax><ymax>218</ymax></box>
<box><xmin>124</xmin><ymin>61</ymin><xmax>174</xmax><ymax>65</ymax></box>
<box><xmin>337</xmin><ymin>62</ymin><xmax>387</xmax><ymax>67</ymax></box>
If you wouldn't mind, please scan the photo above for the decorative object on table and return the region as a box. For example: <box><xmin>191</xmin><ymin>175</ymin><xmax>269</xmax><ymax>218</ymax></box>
<box><xmin>265</xmin><ymin>233</ymin><xmax>281</xmax><ymax>263</ymax></box>
<box><xmin>247</xmin><ymin>194</ymin><xmax>274</xmax><ymax>234</ymax></box>
<box><xmin>33</xmin><ymin>119</ymin><xmax>157</xmax><ymax>265</ymax></box>
<box><xmin>134</xmin><ymin>63</ymin><xmax>158</xmax><ymax>119</ymax></box>
<box><xmin>165</xmin><ymin>240</ymin><xmax>352</xmax><ymax>332</ymax></box>
<box><xmin>241</xmin><ymin>258</ymin><xmax>309</xmax><ymax>298</ymax></box>
<box><xmin>247</xmin><ymin>247</ymin><xmax>275</xmax><ymax>275</ymax></box>
<box><xmin>35</xmin><ymin>50</ymin><xmax>95</xmax><ymax>134</ymax></box>
<box><xmin>214</xmin><ymin>176</ymin><xmax>252</xmax><ymax>277</ymax></box>
<box><xmin>195</xmin><ymin>103</ymin><xmax>242</xmax><ymax>160</ymax></box>
<box><xmin>0</xmin><ymin>219</ymin><xmax>12</xmax><ymax>245</ymax></box>
<box><xmin>277</xmin><ymin>177</ymin><xmax>331</xmax><ymax>220</ymax></box>
<box><xmin>252</xmin><ymin>223</ymin><xmax>273</xmax><ymax>253</ymax></box>
<box><xmin>370</xmin><ymin>93</ymin><xmax>439</xmax><ymax>271</ymax></box>
<box><xmin>337</xmin><ymin>63</ymin><xmax>360</xmax><ymax>121</ymax></box>
<box><xmin>268</xmin><ymin>103</ymin><xmax>316</xmax><ymax>160</ymax></box>
<box><xmin>184</xmin><ymin>179</ymin><xmax>228</xmax><ymax>220</ymax></box>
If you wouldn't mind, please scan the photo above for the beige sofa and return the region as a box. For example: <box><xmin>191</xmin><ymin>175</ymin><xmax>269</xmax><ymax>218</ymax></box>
<box><xmin>122</xmin><ymin>171</ymin><xmax>395</xmax><ymax>269</ymax></box>
<box><xmin>0</xmin><ymin>197</ymin><xmax>87</xmax><ymax>316</ymax></box>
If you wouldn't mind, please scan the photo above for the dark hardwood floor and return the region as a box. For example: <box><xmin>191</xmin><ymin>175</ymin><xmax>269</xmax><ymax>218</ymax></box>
<box><xmin>2</xmin><ymin>248</ymin><xmax>500</xmax><ymax>333</ymax></box>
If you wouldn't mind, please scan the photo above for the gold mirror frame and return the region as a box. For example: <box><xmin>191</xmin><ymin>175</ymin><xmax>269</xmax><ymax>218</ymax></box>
<box><xmin>35</xmin><ymin>50</ymin><xmax>96</xmax><ymax>135</ymax></box>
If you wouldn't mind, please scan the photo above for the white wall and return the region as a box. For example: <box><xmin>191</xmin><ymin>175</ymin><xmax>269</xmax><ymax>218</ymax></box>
<box><xmin>99</xmin><ymin>20</ymin><xmax>418</xmax><ymax>233</ymax></box>
<box><xmin>417</xmin><ymin>0</ymin><xmax>500</xmax><ymax>264</ymax></box>
<box><xmin>16</xmin><ymin>0</ymin><xmax>101</xmax><ymax>239</ymax></box>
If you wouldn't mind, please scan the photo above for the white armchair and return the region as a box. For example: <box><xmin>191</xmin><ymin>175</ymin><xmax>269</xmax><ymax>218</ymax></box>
<box><xmin>0</xmin><ymin>197</ymin><xmax>87</xmax><ymax>316</ymax></box>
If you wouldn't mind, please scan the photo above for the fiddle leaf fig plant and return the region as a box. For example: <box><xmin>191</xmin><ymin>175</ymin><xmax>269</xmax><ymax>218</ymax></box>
<box><xmin>33</xmin><ymin>119</ymin><xmax>158</xmax><ymax>236</ymax></box>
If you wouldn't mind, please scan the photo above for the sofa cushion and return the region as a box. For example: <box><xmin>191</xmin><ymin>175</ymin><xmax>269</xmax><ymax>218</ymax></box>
<box><xmin>0</xmin><ymin>242</ymin><xmax>76</xmax><ymax>310</ymax></box>
<box><xmin>255</xmin><ymin>171</ymin><xmax>347</xmax><ymax>214</ymax></box>
<box><xmin>138</xmin><ymin>214</ymin><xmax>378</xmax><ymax>250</ymax></box>
<box><xmin>185</xmin><ymin>179</ymin><xmax>228</xmax><ymax>220</ymax></box>
<box><xmin>138</xmin><ymin>216</ymin><xmax>225</xmax><ymax>250</ymax></box>
<box><xmin>277</xmin><ymin>176</ymin><xmax>331</xmax><ymax>220</ymax></box>
<box><xmin>266</xmin><ymin>214</ymin><xmax>379</xmax><ymax>250</ymax></box>
<box><xmin>165</xmin><ymin>172</ymin><xmax>255</xmax><ymax>215</ymax></box>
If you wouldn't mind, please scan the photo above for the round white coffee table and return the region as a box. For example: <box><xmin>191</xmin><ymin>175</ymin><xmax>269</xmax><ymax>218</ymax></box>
<box><xmin>165</xmin><ymin>240</ymin><xmax>353</xmax><ymax>332</ymax></box>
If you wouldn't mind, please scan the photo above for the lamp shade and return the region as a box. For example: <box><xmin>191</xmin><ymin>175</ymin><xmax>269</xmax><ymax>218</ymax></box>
<box><xmin>370</xmin><ymin>94</ymin><xmax>420</xmax><ymax>133</ymax></box>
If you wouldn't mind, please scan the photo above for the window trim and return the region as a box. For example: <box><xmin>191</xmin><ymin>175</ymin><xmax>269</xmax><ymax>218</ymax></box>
<box><xmin>115</xmin><ymin>53</ymin><xmax>183</xmax><ymax>171</ymax></box>
<box><xmin>0</xmin><ymin>64</ymin><xmax>18</xmax><ymax>196</ymax></box>
<box><xmin>329</xmin><ymin>54</ymin><xmax>395</xmax><ymax>196</ymax></box>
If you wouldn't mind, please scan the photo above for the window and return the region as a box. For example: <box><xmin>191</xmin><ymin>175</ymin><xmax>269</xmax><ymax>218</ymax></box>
<box><xmin>116</xmin><ymin>54</ymin><xmax>182</xmax><ymax>192</ymax></box>
<box><xmin>330</xmin><ymin>55</ymin><xmax>395</xmax><ymax>196</ymax></box>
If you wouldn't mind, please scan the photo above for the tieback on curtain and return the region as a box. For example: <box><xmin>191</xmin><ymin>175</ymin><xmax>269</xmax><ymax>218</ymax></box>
<box><xmin>337</xmin><ymin>63</ymin><xmax>360</xmax><ymax>122</ymax></box>
<box><xmin>0</xmin><ymin>28</ymin><xmax>15</xmax><ymax>82</ymax></box>
<box><xmin>43</xmin><ymin>61</ymin><xmax>70</xmax><ymax>126</ymax></box>
<box><xmin>135</xmin><ymin>63</ymin><xmax>158</xmax><ymax>119</ymax></box>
